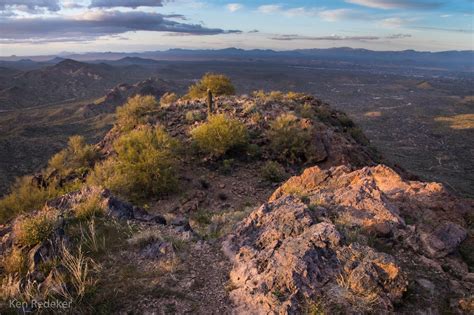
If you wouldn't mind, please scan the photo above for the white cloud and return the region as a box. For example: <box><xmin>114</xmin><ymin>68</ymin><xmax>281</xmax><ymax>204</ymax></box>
<box><xmin>380</xmin><ymin>17</ymin><xmax>407</xmax><ymax>27</ymax></box>
<box><xmin>319</xmin><ymin>9</ymin><xmax>358</xmax><ymax>22</ymax></box>
<box><xmin>257</xmin><ymin>4</ymin><xmax>282</xmax><ymax>14</ymax></box>
<box><xmin>345</xmin><ymin>0</ymin><xmax>441</xmax><ymax>10</ymax></box>
<box><xmin>226</xmin><ymin>3</ymin><xmax>243</xmax><ymax>12</ymax></box>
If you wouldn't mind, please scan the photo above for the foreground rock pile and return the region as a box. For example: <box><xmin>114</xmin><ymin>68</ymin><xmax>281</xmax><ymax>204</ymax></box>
<box><xmin>225</xmin><ymin>165</ymin><xmax>473</xmax><ymax>314</ymax></box>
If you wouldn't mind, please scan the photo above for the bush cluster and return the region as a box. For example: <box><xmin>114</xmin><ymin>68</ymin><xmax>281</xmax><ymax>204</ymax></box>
<box><xmin>160</xmin><ymin>92</ymin><xmax>178</xmax><ymax>107</ymax></box>
<box><xmin>89</xmin><ymin>126</ymin><xmax>179</xmax><ymax>201</ymax></box>
<box><xmin>190</xmin><ymin>114</ymin><xmax>248</xmax><ymax>158</ymax></box>
<box><xmin>261</xmin><ymin>161</ymin><xmax>288</xmax><ymax>183</ymax></box>
<box><xmin>267</xmin><ymin>113</ymin><xmax>315</xmax><ymax>164</ymax></box>
<box><xmin>116</xmin><ymin>95</ymin><xmax>159</xmax><ymax>131</ymax></box>
<box><xmin>13</xmin><ymin>209</ymin><xmax>58</xmax><ymax>247</ymax></box>
<box><xmin>187</xmin><ymin>73</ymin><xmax>235</xmax><ymax>99</ymax></box>
<box><xmin>48</xmin><ymin>135</ymin><xmax>99</xmax><ymax>176</ymax></box>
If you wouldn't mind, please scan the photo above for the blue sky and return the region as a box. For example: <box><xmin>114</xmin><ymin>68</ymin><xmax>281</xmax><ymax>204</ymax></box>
<box><xmin>0</xmin><ymin>0</ymin><xmax>473</xmax><ymax>55</ymax></box>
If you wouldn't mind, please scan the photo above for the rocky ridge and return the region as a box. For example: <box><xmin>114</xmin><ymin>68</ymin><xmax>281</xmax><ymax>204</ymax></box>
<box><xmin>225</xmin><ymin>165</ymin><xmax>473</xmax><ymax>314</ymax></box>
<box><xmin>0</xmin><ymin>93</ymin><xmax>472</xmax><ymax>313</ymax></box>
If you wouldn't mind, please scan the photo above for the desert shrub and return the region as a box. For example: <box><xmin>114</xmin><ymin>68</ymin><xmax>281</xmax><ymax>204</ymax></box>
<box><xmin>267</xmin><ymin>113</ymin><xmax>314</xmax><ymax>164</ymax></box>
<box><xmin>190</xmin><ymin>114</ymin><xmax>248</xmax><ymax>157</ymax></box>
<box><xmin>116</xmin><ymin>95</ymin><xmax>159</xmax><ymax>131</ymax></box>
<box><xmin>300</xmin><ymin>103</ymin><xmax>316</xmax><ymax>119</ymax></box>
<box><xmin>267</xmin><ymin>91</ymin><xmax>285</xmax><ymax>102</ymax></box>
<box><xmin>2</xmin><ymin>248</ymin><xmax>27</xmax><ymax>275</ymax></box>
<box><xmin>0</xmin><ymin>175</ymin><xmax>69</xmax><ymax>224</ymax></box>
<box><xmin>185</xmin><ymin>110</ymin><xmax>204</xmax><ymax>123</ymax></box>
<box><xmin>242</xmin><ymin>102</ymin><xmax>257</xmax><ymax>115</ymax></box>
<box><xmin>261</xmin><ymin>161</ymin><xmax>287</xmax><ymax>183</ymax></box>
<box><xmin>337</xmin><ymin>113</ymin><xmax>355</xmax><ymax>128</ymax></box>
<box><xmin>74</xmin><ymin>191</ymin><xmax>106</xmax><ymax>221</ymax></box>
<box><xmin>286</xmin><ymin>91</ymin><xmax>306</xmax><ymax>101</ymax></box>
<box><xmin>14</xmin><ymin>209</ymin><xmax>58</xmax><ymax>247</ymax></box>
<box><xmin>88</xmin><ymin>126</ymin><xmax>179</xmax><ymax>201</ymax></box>
<box><xmin>253</xmin><ymin>90</ymin><xmax>286</xmax><ymax>103</ymax></box>
<box><xmin>187</xmin><ymin>73</ymin><xmax>235</xmax><ymax>99</ymax></box>
<box><xmin>48</xmin><ymin>135</ymin><xmax>99</xmax><ymax>175</ymax></box>
<box><xmin>349</xmin><ymin>127</ymin><xmax>369</xmax><ymax>145</ymax></box>
<box><xmin>160</xmin><ymin>92</ymin><xmax>178</xmax><ymax>107</ymax></box>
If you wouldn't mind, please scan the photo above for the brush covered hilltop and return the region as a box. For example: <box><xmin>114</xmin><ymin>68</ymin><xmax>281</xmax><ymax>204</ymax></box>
<box><xmin>0</xmin><ymin>74</ymin><xmax>473</xmax><ymax>314</ymax></box>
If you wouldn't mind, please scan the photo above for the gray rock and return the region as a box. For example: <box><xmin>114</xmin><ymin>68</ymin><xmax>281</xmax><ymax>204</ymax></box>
<box><xmin>420</xmin><ymin>222</ymin><xmax>467</xmax><ymax>258</ymax></box>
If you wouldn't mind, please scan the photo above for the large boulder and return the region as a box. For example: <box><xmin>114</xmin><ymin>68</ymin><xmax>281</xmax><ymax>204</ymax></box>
<box><xmin>225</xmin><ymin>196</ymin><xmax>407</xmax><ymax>314</ymax></box>
<box><xmin>226</xmin><ymin>164</ymin><xmax>473</xmax><ymax>314</ymax></box>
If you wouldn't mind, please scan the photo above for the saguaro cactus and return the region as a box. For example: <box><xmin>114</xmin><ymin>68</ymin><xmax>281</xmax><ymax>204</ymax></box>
<box><xmin>207</xmin><ymin>88</ymin><xmax>214</xmax><ymax>115</ymax></box>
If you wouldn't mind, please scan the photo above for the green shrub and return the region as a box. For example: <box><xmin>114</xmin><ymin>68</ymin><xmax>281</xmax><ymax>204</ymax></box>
<box><xmin>300</xmin><ymin>103</ymin><xmax>316</xmax><ymax>119</ymax></box>
<box><xmin>89</xmin><ymin>126</ymin><xmax>179</xmax><ymax>201</ymax></box>
<box><xmin>116</xmin><ymin>95</ymin><xmax>159</xmax><ymax>131</ymax></box>
<box><xmin>185</xmin><ymin>110</ymin><xmax>204</xmax><ymax>123</ymax></box>
<box><xmin>48</xmin><ymin>135</ymin><xmax>99</xmax><ymax>175</ymax></box>
<box><xmin>187</xmin><ymin>73</ymin><xmax>235</xmax><ymax>99</ymax></box>
<box><xmin>337</xmin><ymin>113</ymin><xmax>355</xmax><ymax>128</ymax></box>
<box><xmin>261</xmin><ymin>161</ymin><xmax>287</xmax><ymax>182</ymax></box>
<box><xmin>74</xmin><ymin>191</ymin><xmax>106</xmax><ymax>221</ymax></box>
<box><xmin>14</xmin><ymin>210</ymin><xmax>58</xmax><ymax>247</ymax></box>
<box><xmin>160</xmin><ymin>92</ymin><xmax>178</xmax><ymax>107</ymax></box>
<box><xmin>349</xmin><ymin>127</ymin><xmax>369</xmax><ymax>145</ymax></box>
<box><xmin>190</xmin><ymin>114</ymin><xmax>248</xmax><ymax>157</ymax></box>
<box><xmin>267</xmin><ymin>113</ymin><xmax>314</xmax><ymax>164</ymax></box>
<box><xmin>0</xmin><ymin>176</ymin><xmax>62</xmax><ymax>224</ymax></box>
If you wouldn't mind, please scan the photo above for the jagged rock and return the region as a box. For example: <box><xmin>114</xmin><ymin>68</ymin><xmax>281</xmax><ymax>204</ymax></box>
<box><xmin>225</xmin><ymin>195</ymin><xmax>407</xmax><ymax>314</ymax></box>
<box><xmin>46</xmin><ymin>186</ymin><xmax>165</xmax><ymax>223</ymax></box>
<box><xmin>226</xmin><ymin>164</ymin><xmax>472</xmax><ymax>314</ymax></box>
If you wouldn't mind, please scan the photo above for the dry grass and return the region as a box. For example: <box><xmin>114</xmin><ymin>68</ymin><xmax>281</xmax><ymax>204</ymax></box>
<box><xmin>74</xmin><ymin>191</ymin><xmax>106</xmax><ymax>221</ymax></box>
<box><xmin>61</xmin><ymin>244</ymin><xmax>98</xmax><ymax>300</ymax></box>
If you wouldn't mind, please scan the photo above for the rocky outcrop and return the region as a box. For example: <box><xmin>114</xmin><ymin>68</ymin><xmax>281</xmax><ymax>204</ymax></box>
<box><xmin>225</xmin><ymin>164</ymin><xmax>473</xmax><ymax>314</ymax></box>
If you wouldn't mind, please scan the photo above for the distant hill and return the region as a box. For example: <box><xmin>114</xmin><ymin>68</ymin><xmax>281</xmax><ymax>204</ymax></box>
<box><xmin>1</xmin><ymin>47</ymin><xmax>472</xmax><ymax>71</ymax></box>
<box><xmin>0</xmin><ymin>59</ymin><xmax>154</xmax><ymax>110</ymax></box>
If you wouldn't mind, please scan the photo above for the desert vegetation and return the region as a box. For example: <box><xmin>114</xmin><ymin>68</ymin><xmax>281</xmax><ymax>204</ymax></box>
<box><xmin>89</xmin><ymin>126</ymin><xmax>180</xmax><ymax>201</ymax></box>
<box><xmin>116</xmin><ymin>95</ymin><xmax>159</xmax><ymax>131</ymax></box>
<box><xmin>4</xmin><ymin>73</ymin><xmax>466</xmax><ymax>314</ymax></box>
<box><xmin>267</xmin><ymin>113</ymin><xmax>315</xmax><ymax>164</ymax></box>
<box><xmin>187</xmin><ymin>73</ymin><xmax>235</xmax><ymax>99</ymax></box>
<box><xmin>190</xmin><ymin>114</ymin><xmax>248</xmax><ymax>158</ymax></box>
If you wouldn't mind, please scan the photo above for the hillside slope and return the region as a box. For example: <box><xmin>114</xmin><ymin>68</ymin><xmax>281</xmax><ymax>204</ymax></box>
<box><xmin>0</xmin><ymin>93</ymin><xmax>472</xmax><ymax>313</ymax></box>
<box><xmin>0</xmin><ymin>59</ymin><xmax>154</xmax><ymax>110</ymax></box>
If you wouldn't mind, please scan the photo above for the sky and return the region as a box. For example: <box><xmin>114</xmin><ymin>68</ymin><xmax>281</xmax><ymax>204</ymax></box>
<box><xmin>0</xmin><ymin>0</ymin><xmax>473</xmax><ymax>56</ymax></box>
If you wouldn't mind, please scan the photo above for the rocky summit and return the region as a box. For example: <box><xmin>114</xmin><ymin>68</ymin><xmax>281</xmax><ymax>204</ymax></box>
<box><xmin>225</xmin><ymin>165</ymin><xmax>473</xmax><ymax>313</ymax></box>
<box><xmin>0</xmin><ymin>90</ymin><xmax>472</xmax><ymax>314</ymax></box>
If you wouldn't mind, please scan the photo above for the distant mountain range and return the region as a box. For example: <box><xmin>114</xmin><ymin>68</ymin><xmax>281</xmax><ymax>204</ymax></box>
<box><xmin>1</xmin><ymin>47</ymin><xmax>473</xmax><ymax>72</ymax></box>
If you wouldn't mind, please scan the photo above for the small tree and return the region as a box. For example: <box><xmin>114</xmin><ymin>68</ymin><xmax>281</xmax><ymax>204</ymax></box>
<box><xmin>187</xmin><ymin>73</ymin><xmax>235</xmax><ymax>99</ymax></box>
